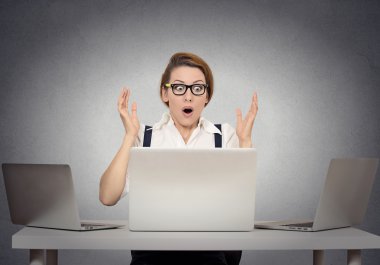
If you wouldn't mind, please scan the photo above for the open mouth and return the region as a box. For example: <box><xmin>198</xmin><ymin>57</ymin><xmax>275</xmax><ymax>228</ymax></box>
<box><xmin>182</xmin><ymin>107</ymin><xmax>193</xmax><ymax>114</ymax></box>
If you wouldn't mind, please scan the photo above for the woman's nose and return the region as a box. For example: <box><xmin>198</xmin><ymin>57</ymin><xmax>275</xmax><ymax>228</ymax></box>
<box><xmin>184</xmin><ymin>89</ymin><xmax>193</xmax><ymax>102</ymax></box>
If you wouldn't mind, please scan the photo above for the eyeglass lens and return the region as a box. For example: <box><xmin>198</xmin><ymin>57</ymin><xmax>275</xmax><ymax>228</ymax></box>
<box><xmin>171</xmin><ymin>84</ymin><xmax>206</xmax><ymax>95</ymax></box>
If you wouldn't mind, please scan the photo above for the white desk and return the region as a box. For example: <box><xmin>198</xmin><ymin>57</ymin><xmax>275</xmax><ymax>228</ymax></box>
<box><xmin>12</xmin><ymin>220</ymin><xmax>380</xmax><ymax>265</ymax></box>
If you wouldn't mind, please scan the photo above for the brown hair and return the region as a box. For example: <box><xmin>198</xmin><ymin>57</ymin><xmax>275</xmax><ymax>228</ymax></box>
<box><xmin>160</xmin><ymin>52</ymin><xmax>214</xmax><ymax>107</ymax></box>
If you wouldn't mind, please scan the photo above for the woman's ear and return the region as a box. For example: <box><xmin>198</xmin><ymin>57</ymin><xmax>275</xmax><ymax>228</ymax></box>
<box><xmin>161</xmin><ymin>87</ymin><xmax>169</xmax><ymax>103</ymax></box>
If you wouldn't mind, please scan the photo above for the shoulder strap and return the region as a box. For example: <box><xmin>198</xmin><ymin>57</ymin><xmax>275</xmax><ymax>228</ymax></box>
<box><xmin>143</xmin><ymin>125</ymin><xmax>152</xmax><ymax>147</ymax></box>
<box><xmin>214</xmin><ymin>124</ymin><xmax>222</xmax><ymax>148</ymax></box>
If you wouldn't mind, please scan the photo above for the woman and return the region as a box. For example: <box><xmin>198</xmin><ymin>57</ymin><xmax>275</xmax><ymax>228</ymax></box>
<box><xmin>99</xmin><ymin>52</ymin><xmax>258</xmax><ymax>265</ymax></box>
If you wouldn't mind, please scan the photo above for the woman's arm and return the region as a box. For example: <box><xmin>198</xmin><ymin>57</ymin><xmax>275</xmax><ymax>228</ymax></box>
<box><xmin>99</xmin><ymin>88</ymin><xmax>139</xmax><ymax>206</ymax></box>
<box><xmin>236</xmin><ymin>92</ymin><xmax>258</xmax><ymax>148</ymax></box>
<box><xmin>99</xmin><ymin>135</ymin><xmax>134</xmax><ymax>206</ymax></box>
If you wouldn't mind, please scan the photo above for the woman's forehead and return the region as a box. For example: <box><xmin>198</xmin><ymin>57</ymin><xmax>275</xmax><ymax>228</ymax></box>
<box><xmin>170</xmin><ymin>66</ymin><xmax>205</xmax><ymax>82</ymax></box>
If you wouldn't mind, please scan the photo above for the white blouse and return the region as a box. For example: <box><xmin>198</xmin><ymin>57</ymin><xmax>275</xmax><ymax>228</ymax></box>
<box><xmin>120</xmin><ymin>112</ymin><xmax>240</xmax><ymax>197</ymax></box>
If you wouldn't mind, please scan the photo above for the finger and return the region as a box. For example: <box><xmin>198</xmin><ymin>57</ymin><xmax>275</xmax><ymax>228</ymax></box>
<box><xmin>246</xmin><ymin>111</ymin><xmax>256</xmax><ymax>131</ymax></box>
<box><xmin>236</xmin><ymin>108</ymin><xmax>243</xmax><ymax>129</ymax></box>
<box><xmin>119</xmin><ymin>87</ymin><xmax>125</xmax><ymax>98</ymax></box>
<box><xmin>118</xmin><ymin>88</ymin><xmax>126</xmax><ymax>106</ymax></box>
<box><xmin>249</xmin><ymin>92</ymin><xmax>257</xmax><ymax>113</ymax></box>
<box><xmin>131</xmin><ymin>102</ymin><xmax>140</xmax><ymax>128</ymax></box>
<box><xmin>253</xmin><ymin>91</ymin><xmax>258</xmax><ymax>112</ymax></box>
<box><xmin>243</xmin><ymin>108</ymin><xmax>252</xmax><ymax>125</ymax></box>
<box><xmin>248</xmin><ymin>102</ymin><xmax>258</xmax><ymax>123</ymax></box>
<box><xmin>120</xmin><ymin>88</ymin><xmax>129</xmax><ymax>112</ymax></box>
<box><xmin>124</xmin><ymin>88</ymin><xmax>130</xmax><ymax>111</ymax></box>
<box><xmin>118</xmin><ymin>89</ymin><xmax>127</xmax><ymax>112</ymax></box>
<box><xmin>119</xmin><ymin>87</ymin><xmax>130</xmax><ymax>114</ymax></box>
<box><xmin>131</xmin><ymin>101</ymin><xmax>137</xmax><ymax>119</ymax></box>
<box><xmin>242</xmin><ymin>111</ymin><xmax>256</xmax><ymax>135</ymax></box>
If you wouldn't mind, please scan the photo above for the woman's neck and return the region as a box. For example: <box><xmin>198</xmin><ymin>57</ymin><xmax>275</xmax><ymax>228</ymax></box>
<box><xmin>176</xmin><ymin>124</ymin><xmax>196</xmax><ymax>144</ymax></box>
<box><xmin>171</xmin><ymin>117</ymin><xmax>199</xmax><ymax>144</ymax></box>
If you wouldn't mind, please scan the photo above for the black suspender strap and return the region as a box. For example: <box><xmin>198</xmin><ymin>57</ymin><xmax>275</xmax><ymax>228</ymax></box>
<box><xmin>214</xmin><ymin>124</ymin><xmax>222</xmax><ymax>148</ymax></box>
<box><xmin>143</xmin><ymin>124</ymin><xmax>222</xmax><ymax>148</ymax></box>
<box><xmin>143</xmin><ymin>125</ymin><xmax>152</xmax><ymax>147</ymax></box>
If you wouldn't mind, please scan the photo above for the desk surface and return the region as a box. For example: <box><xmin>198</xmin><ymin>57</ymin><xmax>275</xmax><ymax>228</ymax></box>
<box><xmin>12</xmin><ymin>220</ymin><xmax>380</xmax><ymax>251</ymax></box>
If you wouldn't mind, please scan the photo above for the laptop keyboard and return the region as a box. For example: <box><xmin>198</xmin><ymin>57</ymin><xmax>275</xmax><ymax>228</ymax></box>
<box><xmin>282</xmin><ymin>222</ymin><xmax>314</xmax><ymax>228</ymax></box>
<box><xmin>81</xmin><ymin>223</ymin><xmax>105</xmax><ymax>227</ymax></box>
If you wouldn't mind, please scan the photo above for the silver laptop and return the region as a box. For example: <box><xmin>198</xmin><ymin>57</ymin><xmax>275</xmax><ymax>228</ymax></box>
<box><xmin>128</xmin><ymin>148</ymin><xmax>257</xmax><ymax>231</ymax></box>
<box><xmin>255</xmin><ymin>158</ymin><xmax>379</xmax><ymax>232</ymax></box>
<box><xmin>2</xmin><ymin>164</ymin><xmax>123</xmax><ymax>231</ymax></box>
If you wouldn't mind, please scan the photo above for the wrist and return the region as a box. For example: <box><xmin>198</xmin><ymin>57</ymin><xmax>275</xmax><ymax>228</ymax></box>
<box><xmin>122</xmin><ymin>135</ymin><xmax>136</xmax><ymax>148</ymax></box>
<box><xmin>239</xmin><ymin>140</ymin><xmax>252</xmax><ymax>148</ymax></box>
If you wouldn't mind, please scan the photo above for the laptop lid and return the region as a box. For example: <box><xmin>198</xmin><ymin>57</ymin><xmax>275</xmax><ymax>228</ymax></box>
<box><xmin>255</xmin><ymin>158</ymin><xmax>379</xmax><ymax>232</ymax></box>
<box><xmin>2</xmin><ymin>164</ymin><xmax>84</xmax><ymax>230</ymax></box>
<box><xmin>313</xmin><ymin>158</ymin><xmax>379</xmax><ymax>231</ymax></box>
<box><xmin>2</xmin><ymin>164</ymin><xmax>122</xmax><ymax>231</ymax></box>
<box><xmin>128</xmin><ymin>148</ymin><xmax>257</xmax><ymax>231</ymax></box>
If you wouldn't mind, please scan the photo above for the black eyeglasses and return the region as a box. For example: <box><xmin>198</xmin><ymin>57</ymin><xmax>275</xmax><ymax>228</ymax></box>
<box><xmin>165</xmin><ymin>83</ymin><xmax>208</xmax><ymax>96</ymax></box>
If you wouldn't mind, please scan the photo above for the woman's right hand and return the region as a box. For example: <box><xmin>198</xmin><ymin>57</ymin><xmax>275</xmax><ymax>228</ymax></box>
<box><xmin>117</xmin><ymin>87</ymin><xmax>140</xmax><ymax>143</ymax></box>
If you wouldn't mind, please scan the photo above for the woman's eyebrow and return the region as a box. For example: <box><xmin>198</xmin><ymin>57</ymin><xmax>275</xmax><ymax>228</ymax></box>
<box><xmin>172</xmin><ymin>79</ymin><xmax>205</xmax><ymax>84</ymax></box>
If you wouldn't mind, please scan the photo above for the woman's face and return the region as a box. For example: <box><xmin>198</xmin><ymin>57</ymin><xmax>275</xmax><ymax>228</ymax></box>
<box><xmin>161</xmin><ymin>66</ymin><xmax>209</xmax><ymax>129</ymax></box>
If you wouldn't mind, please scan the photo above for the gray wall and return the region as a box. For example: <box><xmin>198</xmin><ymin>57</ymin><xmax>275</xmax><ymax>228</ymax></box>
<box><xmin>1</xmin><ymin>0</ymin><xmax>379</xmax><ymax>264</ymax></box>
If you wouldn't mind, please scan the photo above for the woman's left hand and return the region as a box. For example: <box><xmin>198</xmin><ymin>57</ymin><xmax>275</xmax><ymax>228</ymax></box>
<box><xmin>236</xmin><ymin>92</ymin><xmax>258</xmax><ymax>148</ymax></box>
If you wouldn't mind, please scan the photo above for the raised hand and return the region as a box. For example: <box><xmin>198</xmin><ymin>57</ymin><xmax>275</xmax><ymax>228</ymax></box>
<box><xmin>236</xmin><ymin>92</ymin><xmax>258</xmax><ymax>148</ymax></box>
<box><xmin>117</xmin><ymin>87</ymin><xmax>140</xmax><ymax>143</ymax></box>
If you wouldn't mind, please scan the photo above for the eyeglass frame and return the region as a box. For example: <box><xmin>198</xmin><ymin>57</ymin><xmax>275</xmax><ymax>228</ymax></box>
<box><xmin>164</xmin><ymin>83</ymin><xmax>208</xmax><ymax>96</ymax></box>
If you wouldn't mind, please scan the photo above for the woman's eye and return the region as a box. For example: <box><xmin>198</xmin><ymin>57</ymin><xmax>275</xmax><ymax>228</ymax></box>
<box><xmin>193</xmin><ymin>85</ymin><xmax>202</xmax><ymax>92</ymax></box>
<box><xmin>174</xmin><ymin>85</ymin><xmax>185</xmax><ymax>91</ymax></box>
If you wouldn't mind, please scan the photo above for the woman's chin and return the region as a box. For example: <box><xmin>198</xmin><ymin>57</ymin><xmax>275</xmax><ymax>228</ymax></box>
<box><xmin>178</xmin><ymin>115</ymin><xmax>199</xmax><ymax>128</ymax></box>
<box><xmin>171</xmin><ymin>110</ymin><xmax>200</xmax><ymax>128</ymax></box>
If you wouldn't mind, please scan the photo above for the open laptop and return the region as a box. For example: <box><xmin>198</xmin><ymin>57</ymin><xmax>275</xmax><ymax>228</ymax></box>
<box><xmin>2</xmin><ymin>163</ymin><xmax>123</xmax><ymax>231</ymax></box>
<box><xmin>255</xmin><ymin>158</ymin><xmax>379</xmax><ymax>232</ymax></box>
<box><xmin>128</xmin><ymin>148</ymin><xmax>257</xmax><ymax>231</ymax></box>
